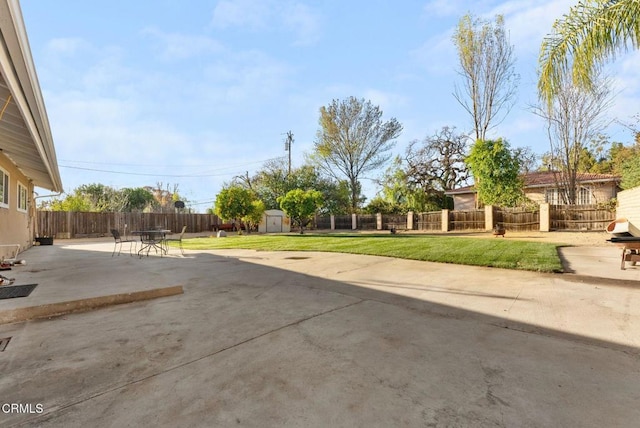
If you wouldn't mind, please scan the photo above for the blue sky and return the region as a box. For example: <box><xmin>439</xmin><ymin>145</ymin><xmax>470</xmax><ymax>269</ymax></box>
<box><xmin>20</xmin><ymin>0</ymin><xmax>640</xmax><ymax>212</ymax></box>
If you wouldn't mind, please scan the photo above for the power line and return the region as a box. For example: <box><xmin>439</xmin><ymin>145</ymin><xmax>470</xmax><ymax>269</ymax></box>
<box><xmin>58</xmin><ymin>155</ymin><xmax>287</xmax><ymax>178</ymax></box>
<box><xmin>58</xmin><ymin>165</ymin><xmax>243</xmax><ymax>178</ymax></box>
<box><xmin>58</xmin><ymin>156</ymin><xmax>285</xmax><ymax>170</ymax></box>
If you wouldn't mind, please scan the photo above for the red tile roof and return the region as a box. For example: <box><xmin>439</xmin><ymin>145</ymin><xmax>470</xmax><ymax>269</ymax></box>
<box><xmin>445</xmin><ymin>171</ymin><xmax>620</xmax><ymax>195</ymax></box>
<box><xmin>523</xmin><ymin>171</ymin><xmax>620</xmax><ymax>187</ymax></box>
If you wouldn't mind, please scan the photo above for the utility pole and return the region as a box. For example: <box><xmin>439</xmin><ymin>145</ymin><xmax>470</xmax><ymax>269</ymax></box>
<box><xmin>284</xmin><ymin>131</ymin><xmax>294</xmax><ymax>175</ymax></box>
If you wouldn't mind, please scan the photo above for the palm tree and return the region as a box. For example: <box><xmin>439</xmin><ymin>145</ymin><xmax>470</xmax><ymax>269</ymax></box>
<box><xmin>538</xmin><ymin>0</ymin><xmax>640</xmax><ymax>105</ymax></box>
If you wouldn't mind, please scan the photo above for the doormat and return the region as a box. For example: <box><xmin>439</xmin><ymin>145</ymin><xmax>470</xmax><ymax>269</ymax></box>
<box><xmin>0</xmin><ymin>284</ymin><xmax>38</xmax><ymax>299</ymax></box>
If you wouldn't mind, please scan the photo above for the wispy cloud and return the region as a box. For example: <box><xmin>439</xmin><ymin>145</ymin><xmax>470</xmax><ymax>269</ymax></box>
<box><xmin>142</xmin><ymin>28</ymin><xmax>225</xmax><ymax>60</ymax></box>
<box><xmin>45</xmin><ymin>37</ymin><xmax>90</xmax><ymax>55</ymax></box>
<box><xmin>608</xmin><ymin>51</ymin><xmax>640</xmax><ymax>126</ymax></box>
<box><xmin>282</xmin><ymin>2</ymin><xmax>321</xmax><ymax>46</ymax></box>
<box><xmin>362</xmin><ymin>89</ymin><xmax>408</xmax><ymax>114</ymax></box>
<box><xmin>211</xmin><ymin>0</ymin><xmax>322</xmax><ymax>46</ymax></box>
<box><xmin>489</xmin><ymin>0</ymin><xmax>575</xmax><ymax>55</ymax></box>
<box><xmin>211</xmin><ymin>0</ymin><xmax>271</xmax><ymax>30</ymax></box>
<box><xmin>422</xmin><ymin>0</ymin><xmax>468</xmax><ymax>17</ymax></box>
<box><xmin>200</xmin><ymin>50</ymin><xmax>294</xmax><ymax>108</ymax></box>
<box><xmin>409</xmin><ymin>31</ymin><xmax>457</xmax><ymax>76</ymax></box>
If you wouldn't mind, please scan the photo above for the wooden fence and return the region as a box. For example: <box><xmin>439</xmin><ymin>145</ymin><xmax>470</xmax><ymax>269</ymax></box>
<box><xmin>494</xmin><ymin>207</ymin><xmax>540</xmax><ymax>231</ymax></box>
<box><xmin>415</xmin><ymin>211</ymin><xmax>441</xmax><ymax>231</ymax></box>
<box><xmin>314</xmin><ymin>215</ymin><xmax>331</xmax><ymax>230</ymax></box>
<box><xmin>382</xmin><ymin>214</ymin><xmax>407</xmax><ymax>230</ymax></box>
<box><xmin>550</xmin><ymin>205</ymin><xmax>615</xmax><ymax>231</ymax></box>
<box><xmin>36</xmin><ymin>204</ymin><xmax>612</xmax><ymax>238</ymax></box>
<box><xmin>37</xmin><ymin>211</ymin><xmax>219</xmax><ymax>238</ymax></box>
<box><xmin>311</xmin><ymin>206</ymin><xmax>614</xmax><ymax>233</ymax></box>
<box><xmin>357</xmin><ymin>214</ymin><xmax>377</xmax><ymax>230</ymax></box>
<box><xmin>448</xmin><ymin>209</ymin><xmax>485</xmax><ymax>231</ymax></box>
<box><xmin>333</xmin><ymin>215</ymin><xmax>353</xmax><ymax>229</ymax></box>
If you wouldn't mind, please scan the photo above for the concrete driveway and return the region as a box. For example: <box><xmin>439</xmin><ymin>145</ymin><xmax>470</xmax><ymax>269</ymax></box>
<box><xmin>0</xmin><ymin>238</ymin><xmax>639</xmax><ymax>427</ymax></box>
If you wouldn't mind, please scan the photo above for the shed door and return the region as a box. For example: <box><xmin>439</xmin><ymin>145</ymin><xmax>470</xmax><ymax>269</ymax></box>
<box><xmin>266</xmin><ymin>215</ymin><xmax>283</xmax><ymax>233</ymax></box>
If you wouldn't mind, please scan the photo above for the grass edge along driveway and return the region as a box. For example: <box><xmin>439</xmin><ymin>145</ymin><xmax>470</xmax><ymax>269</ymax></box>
<box><xmin>180</xmin><ymin>234</ymin><xmax>564</xmax><ymax>273</ymax></box>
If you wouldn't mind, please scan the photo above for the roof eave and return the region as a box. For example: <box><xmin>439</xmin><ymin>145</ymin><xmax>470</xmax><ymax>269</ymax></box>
<box><xmin>0</xmin><ymin>0</ymin><xmax>62</xmax><ymax>192</ymax></box>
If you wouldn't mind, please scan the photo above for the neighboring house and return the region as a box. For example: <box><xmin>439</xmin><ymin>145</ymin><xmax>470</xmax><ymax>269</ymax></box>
<box><xmin>0</xmin><ymin>0</ymin><xmax>62</xmax><ymax>258</ymax></box>
<box><xmin>445</xmin><ymin>171</ymin><xmax>620</xmax><ymax>210</ymax></box>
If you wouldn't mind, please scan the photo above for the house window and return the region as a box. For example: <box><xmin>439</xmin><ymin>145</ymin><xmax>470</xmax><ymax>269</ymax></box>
<box><xmin>546</xmin><ymin>187</ymin><xmax>593</xmax><ymax>205</ymax></box>
<box><xmin>17</xmin><ymin>182</ymin><xmax>28</xmax><ymax>213</ymax></box>
<box><xmin>0</xmin><ymin>168</ymin><xmax>8</xmax><ymax>208</ymax></box>
<box><xmin>545</xmin><ymin>188</ymin><xmax>561</xmax><ymax>205</ymax></box>
<box><xmin>577</xmin><ymin>186</ymin><xmax>592</xmax><ymax>205</ymax></box>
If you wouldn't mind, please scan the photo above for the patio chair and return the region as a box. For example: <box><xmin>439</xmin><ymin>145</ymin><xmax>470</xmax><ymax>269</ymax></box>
<box><xmin>110</xmin><ymin>229</ymin><xmax>137</xmax><ymax>257</ymax></box>
<box><xmin>163</xmin><ymin>225</ymin><xmax>187</xmax><ymax>255</ymax></box>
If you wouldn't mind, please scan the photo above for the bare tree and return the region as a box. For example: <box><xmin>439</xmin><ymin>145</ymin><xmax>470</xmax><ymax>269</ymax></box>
<box><xmin>532</xmin><ymin>71</ymin><xmax>613</xmax><ymax>204</ymax></box>
<box><xmin>404</xmin><ymin>126</ymin><xmax>470</xmax><ymax>194</ymax></box>
<box><xmin>145</xmin><ymin>182</ymin><xmax>183</xmax><ymax>213</ymax></box>
<box><xmin>311</xmin><ymin>96</ymin><xmax>402</xmax><ymax>213</ymax></box>
<box><xmin>453</xmin><ymin>14</ymin><xmax>519</xmax><ymax>141</ymax></box>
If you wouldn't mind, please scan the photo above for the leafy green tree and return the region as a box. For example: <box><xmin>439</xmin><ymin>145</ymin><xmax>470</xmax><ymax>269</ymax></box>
<box><xmin>214</xmin><ymin>186</ymin><xmax>257</xmax><ymax>225</ymax></box>
<box><xmin>453</xmin><ymin>14</ymin><xmax>518</xmax><ymax>141</ymax></box>
<box><xmin>75</xmin><ymin>183</ymin><xmax>120</xmax><ymax>212</ymax></box>
<box><xmin>121</xmin><ymin>187</ymin><xmax>155</xmax><ymax>212</ymax></box>
<box><xmin>370</xmin><ymin>156</ymin><xmax>444</xmax><ymax>214</ymax></box>
<box><xmin>45</xmin><ymin>185</ymin><xmax>156</xmax><ymax>212</ymax></box>
<box><xmin>607</xmin><ymin>141</ymin><xmax>640</xmax><ymax>176</ymax></box>
<box><xmin>363</xmin><ymin>197</ymin><xmax>405</xmax><ymax>215</ymax></box>
<box><xmin>538</xmin><ymin>0</ymin><xmax>640</xmax><ymax>105</ymax></box>
<box><xmin>310</xmin><ymin>96</ymin><xmax>402</xmax><ymax>213</ymax></box>
<box><xmin>243</xmin><ymin>199</ymin><xmax>266</xmax><ymax>233</ymax></box>
<box><xmin>249</xmin><ymin>160</ymin><xmax>350</xmax><ymax>214</ymax></box>
<box><xmin>620</xmin><ymin>156</ymin><xmax>640</xmax><ymax>189</ymax></box>
<box><xmin>48</xmin><ymin>194</ymin><xmax>92</xmax><ymax>212</ymax></box>
<box><xmin>466</xmin><ymin>139</ymin><xmax>524</xmax><ymax>207</ymax></box>
<box><xmin>278</xmin><ymin>189</ymin><xmax>323</xmax><ymax>234</ymax></box>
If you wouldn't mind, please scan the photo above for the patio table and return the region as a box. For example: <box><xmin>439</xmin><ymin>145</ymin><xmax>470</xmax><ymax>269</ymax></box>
<box><xmin>132</xmin><ymin>230</ymin><xmax>172</xmax><ymax>258</ymax></box>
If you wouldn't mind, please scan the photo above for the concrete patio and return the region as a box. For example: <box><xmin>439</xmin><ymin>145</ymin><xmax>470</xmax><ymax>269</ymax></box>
<box><xmin>0</xmin><ymin>236</ymin><xmax>638</xmax><ymax>427</ymax></box>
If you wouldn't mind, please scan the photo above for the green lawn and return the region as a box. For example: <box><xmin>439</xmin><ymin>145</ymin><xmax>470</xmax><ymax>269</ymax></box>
<box><xmin>180</xmin><ymin>233</ymin><xmax>564</xmax><ymax>272</ymax></box>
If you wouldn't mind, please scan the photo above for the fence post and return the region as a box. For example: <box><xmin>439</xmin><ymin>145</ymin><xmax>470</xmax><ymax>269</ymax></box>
<box><xmin>407</xmin><ymin>211</ymin><xmax>414</xmax><ymax>230</ymax></box>
<box><xmin>66</xmin><ymin>211</ymin><xmax>72</xmax><ymax>238</ymax></box>
<box><xmin>376</xmin><ymin>213</ymin><xmax>382</xmax><ymax>230</ymax></box>
<box><xmin>441</xmin><ymin>209</ymin><xmax>449</xmax><ymax>232</ymax></box>
<box><xmin>539</xmin><ymin>203</ymin><xmax>550</xmax><ymax>232</ymax></box>
<box><xmin>485</xmin><ymin>205</ymin><xmax>494</xmax><ymax>231</ymax></box>
<box><xmin>330</xmin><ymin>215</ymin><xmax>335</xmax><ymax>230</ymax></box>
<box><xmin>352</xmin><ymin>213</ymin><xmax>357</xmax><ymax>230</ymax></box>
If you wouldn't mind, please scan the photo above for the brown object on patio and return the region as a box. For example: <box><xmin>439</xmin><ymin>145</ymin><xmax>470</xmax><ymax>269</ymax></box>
<box><xmin>606</xmin><ymin>218</ymin><xmax>640</xmax><ymax>237</ymax></box>
<box><xmin>110</xmin><ymin>229</ymin><xmax>137</xmax><ymax>257</ymax></box>
<box><xmin>608</xmin><ymin>236</ymin><xmax>640</xmax><ymax>270</ymax></box>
